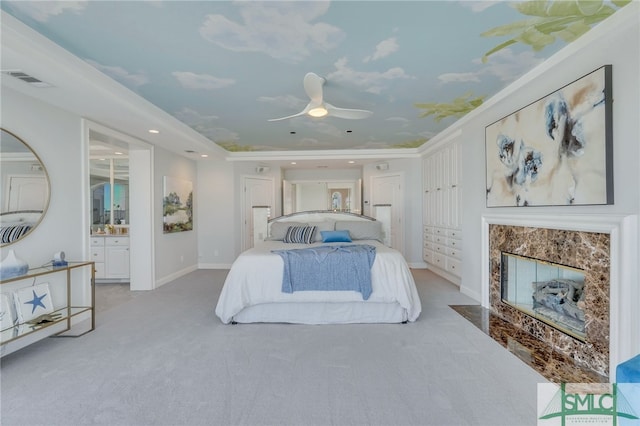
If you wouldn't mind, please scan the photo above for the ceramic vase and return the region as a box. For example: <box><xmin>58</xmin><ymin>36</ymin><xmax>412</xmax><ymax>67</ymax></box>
<box><xmin>0</xmin><ymin>250</ymin><xmax>29</xmax><ymax>280</ymax></box>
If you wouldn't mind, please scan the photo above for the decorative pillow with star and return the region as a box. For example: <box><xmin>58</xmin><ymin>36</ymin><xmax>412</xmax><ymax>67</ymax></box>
<box><xmin>14</xmin><ymin>283</ymin><xmax>54</xmax><ymax>323</ymax></box>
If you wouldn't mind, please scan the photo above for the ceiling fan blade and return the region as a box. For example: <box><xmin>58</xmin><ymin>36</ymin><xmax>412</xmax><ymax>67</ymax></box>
<box><xmin>267</xmin><ymin>102</ymin><xmax>315</xmax><ymax>122</ymax></box>
<box><xmin>267</xmin><ymin>111</ymin><xmax>307</xmax><ymax>122</ymax></box>
<box><xmin>303</xmin><ymin>72</ymin><xmax>325</xmax><ymax>103</ymax></box>
<box><xmin>325</xmin><ymin>102</ymin><xmax>373</xmax><ymax>119</ymax></box>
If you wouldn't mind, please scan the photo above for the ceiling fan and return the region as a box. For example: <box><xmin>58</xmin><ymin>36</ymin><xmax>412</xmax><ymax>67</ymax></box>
<box><xmin>268</xmin><ymin>72</ymin><xmax>373</xmax><ymax>121</ymax></box>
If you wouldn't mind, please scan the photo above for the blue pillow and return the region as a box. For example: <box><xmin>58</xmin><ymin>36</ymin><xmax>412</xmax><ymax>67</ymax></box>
<box><xmin>321</xmin><ymin>230</ymin><xmax>352</xmax><ymax>243</ymax></box>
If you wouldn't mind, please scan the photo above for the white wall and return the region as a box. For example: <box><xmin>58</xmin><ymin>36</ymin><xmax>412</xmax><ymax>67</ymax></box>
<box><xmin>1</xmin><ymin>88</ymin><xmax>204</xmax><ymax>289</ymax></box>
<box><xmin>0</xmin><ymin>88</ymin><xmax>85</xmax><ymax>266</ymax></box>
<box><xmin>196</xmin><ymin>158</ymin><xmax>236</xmax><ymax>267</ymax></box>
<box><xmin>154</xmin><ymin>147</ymin><xmax>198</xmax><ymax>286</ymax></box>
<box><xmin>430</xmin><ymin>5</ymin><xmax>640</xmax><ymax>302</ymax></box>
<box><xmin>363</xmin><ymin>157</ymin><xmax>422</xmax><ymax>264</ymax></box>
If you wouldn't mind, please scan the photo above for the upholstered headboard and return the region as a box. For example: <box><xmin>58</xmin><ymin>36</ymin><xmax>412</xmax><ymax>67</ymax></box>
<box><xmin>252</xmin><ymin>209</ymin><xmax>391</xmax><ymax>246</ymax></box>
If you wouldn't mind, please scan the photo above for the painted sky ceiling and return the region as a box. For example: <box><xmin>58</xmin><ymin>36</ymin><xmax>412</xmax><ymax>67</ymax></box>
<box><xmin>1</xmin><ymin>1</ymin><xmax>629</xmax><ymax>151</ymax></box>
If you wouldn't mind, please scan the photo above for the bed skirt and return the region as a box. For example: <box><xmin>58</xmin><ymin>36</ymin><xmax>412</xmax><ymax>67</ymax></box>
<box><xmin>231</xmin><ymin>301</ymin><xmax>408</xmax><ymax>324</ymax></box>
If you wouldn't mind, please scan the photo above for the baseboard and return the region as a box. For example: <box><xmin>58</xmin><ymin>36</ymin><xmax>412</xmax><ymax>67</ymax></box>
<box><xmin>408</xmin><ymin>262</ymin><xmax>428</xmax><ymax>269</ymax></box>
<box><xmin>155</xmin><ymin>264</ymin><xmax>198</xmax><ymax>288</ymax></box>
<box><xmin>426</xmin><ymin>264</ymin><xmax>461</xmax><ymax>286</ymax></box>
<box><xmin>198</xmin><ymin>262</ymin><xmax>233</xmax><ymax>269</ymax></box>
<box><xmin>460</xmin><ymin>285</ymin><xmax>481</xmax><ymax>304</ymax></box>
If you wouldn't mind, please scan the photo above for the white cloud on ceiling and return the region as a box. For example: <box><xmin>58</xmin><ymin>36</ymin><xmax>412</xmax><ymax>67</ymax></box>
<box><xmin>172</xmin><ymin>71</ymin><xmax>235</xmax><ymax>90</ymax></box>
<box><xmin>198</xmin><ymin>1</ymin><xmax>344</xmax><ymax>63</ymax></box>
<box><xmin>438</xmin><ymin>48</ymin><xmax>544</xmax><ymax>85</ymax></box>
<box><xmin>5</xmin><ymin>0</ymin><xmax>87</xmax><ymax>22</ymax></box>
<box><xmin>363</xmin><ymin>37</ymin><xmax>399</xmax><ymax>63</ymax></box>
<box><xmin>475</xmin><ymin>48</ymin><xmax>544</xmax><ymax>82</ymax></box>
<box><xmin>328</xmin><ymin>57</ymin><xmax>412</xmax><ymax>95</ymax></box>
<box><xmin>257</xmin><ymin>94</ymin><xmax>305</xmax><ymax>109</ymax></box>
<box><xmin>459</xmin><ymin>1</ymin><xmax>502</xmax><ymax>13</ymax></box>
<box><xmin>386</xmin><ymin>117</ymin><xmax>410</xmax><ymax>127</ymax></box>
<box><xmin>299</xmin><ymin>120</ymin><xmax>344</xmax><ymax>139</ymax></box>
<box><xmin>86</xmin><ymin>60</ymin><xmax>148</xmax><ymax>86</ymax></box>
<box><xmin>175</xmin><ymin>107</ymin><xmax>226</xmax><ymax>140</ymax></box>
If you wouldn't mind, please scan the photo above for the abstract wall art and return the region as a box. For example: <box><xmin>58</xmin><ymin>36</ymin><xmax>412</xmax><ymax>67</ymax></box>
<box><xmin>485</xmin><ymin>65</ymin><xmax>613</xmax><ymax>207</ymax></box>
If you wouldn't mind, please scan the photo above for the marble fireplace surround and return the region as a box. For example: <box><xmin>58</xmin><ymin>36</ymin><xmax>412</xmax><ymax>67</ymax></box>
<box><xmin>480</xmin><ymin>214</ymin><xmax>637</xmax><ymax>381</ymax></box>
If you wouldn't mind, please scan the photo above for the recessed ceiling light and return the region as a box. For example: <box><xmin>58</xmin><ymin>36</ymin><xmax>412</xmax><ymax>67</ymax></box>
<box><xmin>114</xmin><ymin>151</ymin><xmax>123</xmax><ymax>155</ymax></box>
<box><xmin>291</xmin><ymin>162</ymin><xmax>297</xmax><ymax>165</ymax></box>
<box><xmin>201</xmin><ymin>154</ymin><xmax>208</xmax><ymax>158</ymax></box>
<box><xmin>149</xmin><ymin>129</ymin><xmax>159</xmax><ymax>134</ymax></box>
<box><xmin>348</xmin><ymin>161</ymin><xmax>355</xmax><ymax>164</ymax></box>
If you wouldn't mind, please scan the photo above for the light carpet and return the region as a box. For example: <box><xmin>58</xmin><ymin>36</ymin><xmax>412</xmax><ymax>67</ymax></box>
<box><xmin>0</xmin><ymin>269</ymin><xmax>546</xmax><ymax>426</ymax></box>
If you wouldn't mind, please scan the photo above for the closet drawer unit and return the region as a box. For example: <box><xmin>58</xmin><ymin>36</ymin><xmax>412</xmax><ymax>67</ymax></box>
<box><xmin>90</xmin><ymin>246</ymin><xmax>105</xmax><ymax>262</ymax></box>
<box><xmin>446</xmin><ymin>229</ymin><xmax>462</xmax><ymax>240</ymax></box>
<box><xmin>432</xmin><ymin>253</ymin><xmax>446</xmax><ymax>269</ymax></box>
<box><xmin>105</xmin><ymin>237</ymin><xmax>129</xmax><ymax>247</ymax></box>
<box><xmin>447</xmin><ymin>258</ymin><xmax>462</xmax><ymax>277</ymax></box>
<box><xmin>433</xmin><ymin>242</ymin><xmax>447</xmax><ymax>255</ymax></box>
<box><xmin>433</xmin><ymin>234</ymin><xmax>447</xmax><ymax>245</ymax></box>
<box><xmin>423</xmin><ymin>249</ymin><xmax>434</xmax><ymax>264</ymax></box>
<box><xmin>448</xmin><ymin>247</ymin><xmax>462</xmax><ymax>259</ymax></box>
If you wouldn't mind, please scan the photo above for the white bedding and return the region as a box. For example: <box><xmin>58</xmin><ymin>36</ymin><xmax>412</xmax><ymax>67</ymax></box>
<box><xmin>215</xmin><ymin>240</ymin><xmax>421</xmax><ymax>324</ymax></box>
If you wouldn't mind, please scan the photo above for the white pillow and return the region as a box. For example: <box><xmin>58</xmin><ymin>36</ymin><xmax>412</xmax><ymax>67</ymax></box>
<box><xmin>334</xmin><ymin>220</ymin><xmax>383</xmax><ymax>242</ymax></box>
<box><xmin>267</xmin><ymin>221</ymin><xmax>307</xmax><ymax>241</ymax></box>
<box><xmin>307</xmin><ymin>221</ymin><xmax>336</xmax><ymax>242</ymax></box>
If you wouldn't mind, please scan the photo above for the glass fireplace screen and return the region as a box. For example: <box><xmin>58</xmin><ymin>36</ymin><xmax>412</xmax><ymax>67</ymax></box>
<box><xmin>500</xmin><ymin>252</ymin><xmax>586</xmax><ymax>341</ymax></box>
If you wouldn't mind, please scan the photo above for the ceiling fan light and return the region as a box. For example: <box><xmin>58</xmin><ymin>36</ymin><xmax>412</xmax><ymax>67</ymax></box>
<box><xmin>308</xmin><ymin>106</ymin><xmax>328</xmax><ymax>118</ymax></box>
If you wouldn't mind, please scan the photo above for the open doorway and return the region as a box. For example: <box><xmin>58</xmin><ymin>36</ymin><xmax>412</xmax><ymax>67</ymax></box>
<box><xmin>85</xmin><ymin>121</ymin><xmax>155</xmax><ymax>301</ymax></box>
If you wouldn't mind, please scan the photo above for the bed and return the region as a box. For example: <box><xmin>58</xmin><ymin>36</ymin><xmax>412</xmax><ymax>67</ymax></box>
<box><xmin>215</xmin><ymin>211</ymin><xmax>421</xmax><ymax>324</ymax></box>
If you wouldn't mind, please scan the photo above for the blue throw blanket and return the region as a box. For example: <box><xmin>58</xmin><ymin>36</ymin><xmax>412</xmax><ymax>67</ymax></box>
<box><xmin>273</xmin><ymin>244</ymin><xmax>376</xmax><ymax>300</ymax></box>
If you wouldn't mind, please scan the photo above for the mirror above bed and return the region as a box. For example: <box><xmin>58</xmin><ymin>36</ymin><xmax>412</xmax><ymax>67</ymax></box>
<box><xmin>282</xmin><ymin>179</ymin><xmax>362</xmax><ymax>215</ymax></box>
<box><xmin>0</xmin><ymin>128</ymin><xmax>51</xmax><ymax>246</ymax></box>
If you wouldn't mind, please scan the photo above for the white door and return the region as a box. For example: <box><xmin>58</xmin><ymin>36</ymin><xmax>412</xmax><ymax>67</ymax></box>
<box><xmin>7</xmin><ymin>176</ymin><xmax>48</xmax><ymax>211</ymax></box>
<box><xmin>370</xmin><ymin>173</ymin><xmax>404</xmax><ymax>254</ymax></box>
<box><xmin>242</xmin><ymin>176</ymin><xmax>274</xmax><ymax>251</ymax></box>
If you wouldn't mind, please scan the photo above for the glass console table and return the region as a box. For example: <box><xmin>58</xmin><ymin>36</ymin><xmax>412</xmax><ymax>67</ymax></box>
<box><xmin>0</xmin><ymin>261</ymin><xmax>95</xmax><ymax>349</ymax></box>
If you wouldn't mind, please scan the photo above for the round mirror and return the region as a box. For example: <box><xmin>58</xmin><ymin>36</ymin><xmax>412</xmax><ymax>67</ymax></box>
<box><xmin>0</xmin><ymin>128</ymin><xmax>51</xmax><ymax>246</ymax></box>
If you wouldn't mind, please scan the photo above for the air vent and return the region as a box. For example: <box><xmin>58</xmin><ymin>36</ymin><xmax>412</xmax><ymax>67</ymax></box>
<box><xmin>3</xmin><ymin>70</ymin><xmax>53</xmax><ymax>88</ymax></box>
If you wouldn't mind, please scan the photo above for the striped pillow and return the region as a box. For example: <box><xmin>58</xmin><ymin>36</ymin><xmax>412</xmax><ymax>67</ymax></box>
<box><xmin>283</xmin><ymin>226</ymin><xmax>317</xmax><ymax>244</ymax></box>
<box><xmin>0</xmin><ymin>224</ymin><xmax>32</xmax><ymax>244</ymax></box>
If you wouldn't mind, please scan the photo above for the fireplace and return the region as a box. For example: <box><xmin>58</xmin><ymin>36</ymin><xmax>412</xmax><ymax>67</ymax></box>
<box><xmin>489</xmin><ymin>225</ymin><xmax>610</xmax><ymax>377</ymax></box>
<box><xmin>500</xmin><ymin>252</ymin><xmax>586</xmax><ymax>341</ymax></box>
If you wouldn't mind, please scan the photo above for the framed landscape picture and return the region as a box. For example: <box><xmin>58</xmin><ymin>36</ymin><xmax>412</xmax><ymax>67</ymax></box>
<box><xmin>485</xmin><ymin>65</ymin><xmax>613</xmax><ymax>207</ymax></box>
<box><xmin>163</xmin><ymin>176</ymin><xmax>193</xmax><ymax>233</ymax></box>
